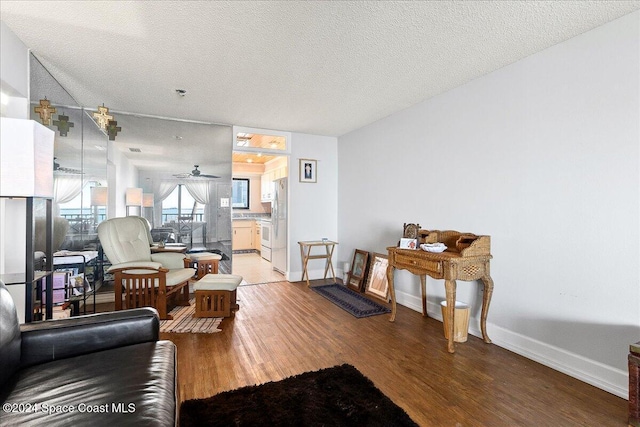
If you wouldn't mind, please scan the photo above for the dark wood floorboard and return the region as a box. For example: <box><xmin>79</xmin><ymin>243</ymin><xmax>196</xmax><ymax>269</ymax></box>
<box><xmin>161</xmin><ymin>279</ymin><xmax>627</xmax><ymax>426</ymax></box>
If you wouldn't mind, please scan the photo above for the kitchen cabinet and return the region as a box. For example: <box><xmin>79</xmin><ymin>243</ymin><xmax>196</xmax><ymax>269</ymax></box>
<box><xmin>273</xmin><ymin>166</ymin><xmax>288</xmax><ymax>180</ymax></box>
<box><xmin>261</xmin><ymin>166</ymin><xmax>288</xmax><ymax>202</ymax></box>
<box><xmin>261</xmin><ymin>171</ymin><xmax>275</xmax><ymax>202</ymax></box>
<box><xmin>232</xmin><ymin>220</ymin><xmax>254</xmax><ymax>250</ymax></box>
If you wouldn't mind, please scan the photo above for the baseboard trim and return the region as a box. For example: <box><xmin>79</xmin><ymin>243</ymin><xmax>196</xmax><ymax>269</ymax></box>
<box><xmin>289</xmin><ymin>268</ymin><xmax>341</xmax><ymax>284</ymax></box>
<box><xmin>394</xmin><ymin>289</ymin><xmax>628</xmax><ymax>399</ymax></box>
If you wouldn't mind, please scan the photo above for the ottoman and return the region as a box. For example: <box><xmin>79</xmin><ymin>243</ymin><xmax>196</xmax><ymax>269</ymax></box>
<box><xmin>193</xmin><ymin>274</ymin><xmax>243</xmax><ymax>318</ymax></box>
<box><xmin>184</xmin><ymin>252</ymin><xmax>222</xmax><ymax>279</ymax></box>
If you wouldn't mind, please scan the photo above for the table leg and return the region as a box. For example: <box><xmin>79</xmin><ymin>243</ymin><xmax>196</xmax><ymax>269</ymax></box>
<box><xmin>325</xmin><ymin>245</ymin><xmax>336</xmax><ymax>283</ymax></box>
<box><xmin>299</xmin><ymin>244</ymin><xmax>311</xmax><ymax>286</ymax></box>
<box><xmin>387</xmin><ymin>264</ymin><xmax>396</xmax><ymax>322</ymax></box>
<box><xmin>445</xmin><ymin>279</ymin><xmax>457</xmax><ymax>353</ymax></box>
<box><xmin>480</xmin><ymin>274</ymin><xmax>494</xmax><ymax>344</ymax></box>
<box><xmin>323</xmin><ymin>244</ymin><xmax>330</xmax><ymax>279</ymax></box>
<box><xmin>420</xmin><ymin>274</ymin><xmax>427</xmax><ymax>317</ymax></box>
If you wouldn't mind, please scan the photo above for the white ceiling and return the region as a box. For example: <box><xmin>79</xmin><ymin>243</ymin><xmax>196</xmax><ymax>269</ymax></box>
<box><xmin>1</xmin><ymin>1</ymin><xmax>639</xmax><ymax>138</ymax></box>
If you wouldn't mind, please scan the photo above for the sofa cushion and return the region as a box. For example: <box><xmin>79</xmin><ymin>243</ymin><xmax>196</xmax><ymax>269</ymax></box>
<box><xmin>0</xmin><ymin>283</ymin><xmax>21</xmax><ymax>388</ymax></box>
<box><xmin>1</xmin><ymin>341</ymin><xmax>176</xmax><ymax>426</ymax></box>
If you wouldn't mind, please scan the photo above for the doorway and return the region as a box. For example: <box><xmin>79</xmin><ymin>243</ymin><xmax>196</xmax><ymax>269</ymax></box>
<box><xmin>230</xmin><ymin>127</ymin><xmax>291</xmax><ymax>283</ymax></box>
<box><xmin>231</xmin><ymin>154</ymin><xmax>288</xmax><ymax>283</ymax></box>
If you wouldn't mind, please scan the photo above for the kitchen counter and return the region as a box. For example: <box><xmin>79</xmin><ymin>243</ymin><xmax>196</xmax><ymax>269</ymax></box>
<box><xmin>232</xmin><ymin>215</ymin><xmax>271</xmax><ymax>221</ymax></box>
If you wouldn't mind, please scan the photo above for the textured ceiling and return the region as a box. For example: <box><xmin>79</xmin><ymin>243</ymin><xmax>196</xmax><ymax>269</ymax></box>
<box><xmin>1</xmin><ymin>1</ymin><xmax>639</xmax><ymax>137</ymax></box>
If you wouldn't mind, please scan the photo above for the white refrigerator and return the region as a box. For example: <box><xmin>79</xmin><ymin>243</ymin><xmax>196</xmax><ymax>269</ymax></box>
<box><xmin>271</xmin><ymin>178</ymin><xmax>287</xmax><ymax>274</ymax></box>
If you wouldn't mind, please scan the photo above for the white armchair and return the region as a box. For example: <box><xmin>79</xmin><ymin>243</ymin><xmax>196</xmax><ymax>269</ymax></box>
<box><xmin>97</xmin><ymin>216</ymin><xmax>193</xmax><ymax>320</ymax></box>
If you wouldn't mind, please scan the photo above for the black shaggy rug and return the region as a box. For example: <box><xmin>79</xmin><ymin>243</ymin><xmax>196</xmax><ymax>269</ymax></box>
<box><xmin>311</xmin><ymin>284</ymin><xmax>391</xmax><ymax>318</ymax></box>
<box><xmin>180</xmin><ymin>364</ymin><xmax>418</xmax><ymax>427</ymax></box>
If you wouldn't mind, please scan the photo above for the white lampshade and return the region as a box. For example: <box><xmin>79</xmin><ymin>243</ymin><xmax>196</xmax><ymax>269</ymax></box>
<box><xmin>125</xmin><ymin>187</ymin><xmax>143</xmax><ymax>206</ymax></box>
<box><xmin>90</xmin><ymin>186</ymin><xmax>108</xmax><ymax>206</ymax></box>
<box><xmin>0</xmin><ymin>118</ymin><xmax>55</xmax><ymax>197</ymax></box>
<box><xmin>142</xmin><ymin>193</ymin><xmax>154</xmax><ymax>208</ymax></box>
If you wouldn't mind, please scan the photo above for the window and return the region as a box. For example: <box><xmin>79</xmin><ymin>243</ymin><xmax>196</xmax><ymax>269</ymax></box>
<box><xmin>161</xmin><ymin>185</ymin><xmax>203</xmax><ymax>223</ymax></box>
<box><xmin>232</xmin><ymin>178</ymin><xmax>250</xmax><ymax>209</ymax></box>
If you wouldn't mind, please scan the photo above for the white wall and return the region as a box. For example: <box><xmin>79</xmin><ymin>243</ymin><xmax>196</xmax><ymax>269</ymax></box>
<box><xmin>107</xmin><ymin>145</ymin><xmax>139</xmax><ymax>218</ymax></box>
<box><xmin>288</xmin><ymin>132</ymin><xmax>339</xmax><ymax>281</ymax></box>
<box><xmin>337</xmin><ymin>11</ymin><xmax>639</xmax><ymax>398</ymax></box>
<box><xmin>0</xmin><ymin>21</ymin><xmax>29</xmax><ymax>119</ymax></box>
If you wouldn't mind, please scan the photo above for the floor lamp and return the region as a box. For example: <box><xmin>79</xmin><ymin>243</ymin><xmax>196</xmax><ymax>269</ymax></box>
<box><xmin>143</xmin><ymin>193</ymin><xmax>154</xmax><ymax>228</ymax></box>
<box><xmin>125</xmin><ymin>188</ymin><xmax>143</xmax><ymax>216</ymax></box>
<box><xmin>90</xmin><ymin>186</ymin><xmax>108</xmax><ymax>227</ymax></box>
<box><xmin>0</xmin><ymin>117</ymin><xmax>55</xmax><ymax>322</ymax></box>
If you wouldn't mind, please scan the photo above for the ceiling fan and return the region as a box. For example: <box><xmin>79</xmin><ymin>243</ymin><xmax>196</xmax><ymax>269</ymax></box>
<box><xmin>173</xmin><ymin>165</ymin><xmax>219</xmax><ymax>179</ymax></box>
<box><xmin>53</xmin><ymin>158</ymin><xmax>83</xmax><ymax>174</ymax></box>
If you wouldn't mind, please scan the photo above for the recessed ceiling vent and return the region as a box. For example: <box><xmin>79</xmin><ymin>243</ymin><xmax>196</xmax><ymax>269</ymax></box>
<box><xmin>129</xmin><ymin>148</ymin><xmax>142</xmax><ymax>153</ymax></box>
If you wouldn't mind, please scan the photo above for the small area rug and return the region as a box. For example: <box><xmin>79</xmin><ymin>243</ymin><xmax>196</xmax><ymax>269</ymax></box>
<box><xmin>179</xmin><ymin>364</ymin><xmax>418</xmax><ymax>427</ymax></box>
<box><xmin>160</xmin><ymin>298</ymin><xmax>222</xmax><ymax>334</ymax></box>
<box><xmin>311</xmin><ymin>283</ymin><xmax>391</xmax><ymax>318</ymax></box>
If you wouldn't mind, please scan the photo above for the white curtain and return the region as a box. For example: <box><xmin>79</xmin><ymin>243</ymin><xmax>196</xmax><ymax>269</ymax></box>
<box><xmin>183</xmin><ymin>181</ymin><xmax>210</xmax><ymax>204</ymax></box>
<box><xmin>54</xmin><ymin>175</ymin><xmax>84</xmax><ymax>204</ymax></box>
<box><xmin>184</xmin><ymin>181</ymin><xmax>212</xmax><ymax>245</ymax></box>
<box><xmin>151</xmin><ymin>181</ymin><xmax>178</xmax><ymax>228</ymax></box>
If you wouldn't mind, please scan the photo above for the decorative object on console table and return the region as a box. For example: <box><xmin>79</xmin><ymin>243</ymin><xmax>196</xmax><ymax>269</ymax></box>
<box><xmin>365</xmin><ymin>253</ymin><xmax>390</xmax><ymax>301</ymax></box>
<box><xmin>299</xmin><ymin>158</ymin><xmax>317</xmax><ymax>183</ymax></box>
<box><xmin>347</xmin><ymin>249</ymin><xmax>369</xmax><ymax>292</ymax></box>
<box><xmin>387</xmin><ymin>229</ymin><xmax>494</xmax><ymax>353</ymax></box>
<box><xmin>399</xmin><ymin>238</ymin><xmax>417</xmax><ymax>249</ymax></box>
<box><xmin>403</xmin><ymin>223</ymin><xmax>420</xmax><ymax>239</ymax></box>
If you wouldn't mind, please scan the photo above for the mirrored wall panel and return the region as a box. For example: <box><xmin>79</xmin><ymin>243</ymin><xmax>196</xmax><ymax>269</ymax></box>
<box><xmin>30</xmin><ymin>54</ymin><xmax>108</xmax><ymax>251</ymax></box>
<box><xmin>113</xmin><ymin>113</ymin><xmax>233</xmax><ymax>273</ymax></box>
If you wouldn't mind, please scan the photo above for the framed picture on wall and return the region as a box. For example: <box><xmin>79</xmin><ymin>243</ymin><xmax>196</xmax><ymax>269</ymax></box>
<box><xmin>299</xmin><ymin>159</ymin><xmax>317</xmax><ymax>183</ymax></box>
<box><xmin>347</xmin><ymin>249</ymin><xmax>369</xmax><ymax>292</ymax></box>
<box><xmin>365</xmin><ymin>253</ymin><xmax>390</xmax><ymax>301</ymax></box>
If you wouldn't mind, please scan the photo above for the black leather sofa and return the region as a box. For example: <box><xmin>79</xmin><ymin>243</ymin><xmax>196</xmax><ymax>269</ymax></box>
<box><xmin>0</xmin><ymin>281</ymin><xmax>177</xmax><ymax>426</ymax></box>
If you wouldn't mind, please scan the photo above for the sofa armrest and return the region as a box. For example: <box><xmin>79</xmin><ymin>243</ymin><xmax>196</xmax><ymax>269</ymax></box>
<box><xmin>151</xmin><ymin>252</ymin><xmax>187</xmax><ymax>269</ymax></box>
<box><xmin>107</xmin><ymin>261</ymin><xmax>163</xmax><ymax>273</ymax></box>
<box><xmin>19</xmin><ymin>307</ymin><xmax>160</xmax><ymax>369</ymax></box>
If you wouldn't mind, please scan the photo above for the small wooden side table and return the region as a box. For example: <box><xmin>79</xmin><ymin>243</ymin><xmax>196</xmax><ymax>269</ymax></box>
<box><xmin>151</xmin><ymin>244</ymin><xmax>187</xmax><ymax>254</ymax></box>
<box><xmin>298</xmin><ymin>240</ymin><xmax>338</xmax><ymax>287</ymax></box>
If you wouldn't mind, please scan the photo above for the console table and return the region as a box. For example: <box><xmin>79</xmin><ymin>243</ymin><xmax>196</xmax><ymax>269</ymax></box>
<box><xmin>386</xmin><ymin>230</ymin><xmax>494</xmax><ymax>353</ymax></box>
<box><xmin>298</xmin><ymin>240</ymin><xmax>338</xmax><ymax>287</ymax></box>
<box><xmin>629</xmin><ymin>342</ymin><xmax>640</xmax><ymax>426</ymax></box>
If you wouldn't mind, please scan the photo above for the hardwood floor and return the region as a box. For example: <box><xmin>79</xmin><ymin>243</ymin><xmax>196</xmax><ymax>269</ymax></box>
<box><xmin>162</xmin><ymin>279</ymin><xmax>627</xmax><ymax>426</ymax></box>
<box><xmin>232</xmin><ymin>252</ymin><xmax>286</xmax><ymax>284</ymax></box>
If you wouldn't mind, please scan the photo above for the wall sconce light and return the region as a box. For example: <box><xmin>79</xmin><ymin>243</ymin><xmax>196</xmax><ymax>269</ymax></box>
<box><xmin>125</xmin><ymin>187</ymin><xmax>143</xmax><ymax>216</ymax></box>
<box><xmin>0</xmin><ymin>118</ymin><xmax>55</xmax><ymax>197</ymax></box>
